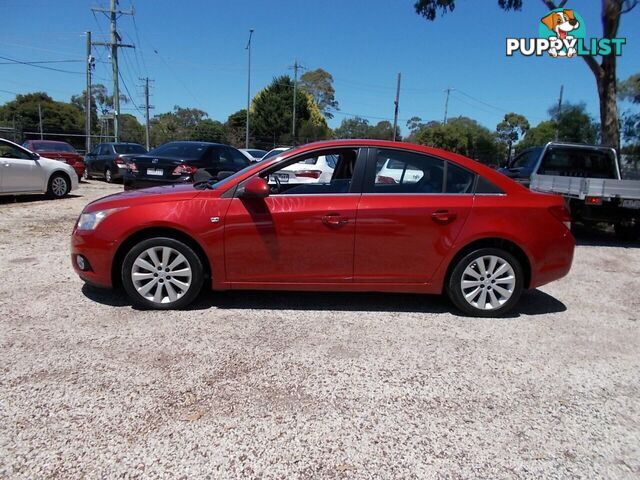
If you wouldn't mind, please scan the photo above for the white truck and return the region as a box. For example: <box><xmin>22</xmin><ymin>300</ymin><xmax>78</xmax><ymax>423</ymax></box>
<box><xmin>499</xmin><ymin>142</ymin><xmax>640</xmax><ymax>239</ymax></box>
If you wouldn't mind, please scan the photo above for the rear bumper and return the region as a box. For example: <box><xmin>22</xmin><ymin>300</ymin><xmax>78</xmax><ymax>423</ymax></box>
<box><xmin>529</xmin><ymin>229</ymin><xmax>575</xmax><ymax>288</ymax></box>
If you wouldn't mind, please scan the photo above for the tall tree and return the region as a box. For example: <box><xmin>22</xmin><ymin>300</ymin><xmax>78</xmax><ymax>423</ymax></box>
<box><xmin>517</xmin><ymin>120</ymin><xmax>557</xmax><ymax>151</ymax></box>
<box><xmin>299</xmin><ymin>68</ymin><xmax>339</xmax><ymax>119</ymax></box>
<box><xmin>224</xmin><ymin>109</ymin><xmax>248</xmax><ymax>148</ymax></box>
<box><xmin>190</xmin><ymin>119</ymin><xmax>225</xmax><ymax>143</ymax></box>
<box><xmin>334</xmin><ymin>117</ymin><xmax>373</xmax><ymax>138</ymax></box>
<box><xmin>413</xmin><ymin>0</ymin><xmax>639</xmax><ymax>149</ymax></box>
<box><xmin>496</xmin><ymin>112</ymin><xmax>530</xmax><ymax>158</ymax></box>
<box><xmin>548</xmin><ymin>101</ymin><xmax>598</xmax><ymax>144</ymax></box>
<box><xmin>149</xmin><ymin>105</ymin><xmax>209</xmax><ymax>146</ymax></box>
<box><xmin>618</xmin><ymin>73</ymin><xmax>640</xmax><ymax>146</ymax></box>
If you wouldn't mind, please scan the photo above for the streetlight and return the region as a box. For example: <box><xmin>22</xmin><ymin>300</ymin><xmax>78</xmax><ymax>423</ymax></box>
<box><xmin>245</xmin><ymin>29</ymin><xmax>254</xmax><ymax>149</ymax></box>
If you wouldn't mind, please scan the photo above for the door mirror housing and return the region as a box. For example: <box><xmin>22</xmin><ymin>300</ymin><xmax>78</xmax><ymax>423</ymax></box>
<box><xmin>31</xmin><ymin>152</ymin><xmax>40</xmax><ymax>160</ymax></box>
<box><xmin>241</xmin><ymin>176</ymin><xmax>269</xmax><ymax>198</ymax></box>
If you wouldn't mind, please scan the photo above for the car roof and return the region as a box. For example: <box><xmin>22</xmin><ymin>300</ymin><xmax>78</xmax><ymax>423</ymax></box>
<box><xmin>29</xmin><ymin>140</ymin><xmax>69</xmax><ymax>145</ymax></box>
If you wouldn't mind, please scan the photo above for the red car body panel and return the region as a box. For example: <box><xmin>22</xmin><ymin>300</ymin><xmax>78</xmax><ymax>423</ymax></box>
<box><xmin>71</xmin><ymin>140</ymin><xmax>574</xmax><ymax>296</ymax></box>
<box><xmin>24</xmin><ymin>140</ymin><xmax>85</xmax><ymax>178</ymax></box>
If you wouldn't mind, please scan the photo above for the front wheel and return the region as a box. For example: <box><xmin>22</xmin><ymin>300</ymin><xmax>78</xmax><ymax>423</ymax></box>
<box><xmin>121</xmin><ymin>237</ymin><xmax>204</xmax><ymax>309</ymax></box>
<box><xmin>47</xmin><ymin>173</ymin><xmax>70</xmax><ymax>198</ymax></box>
<box><xmin>104</xmin><ymin>167</ymin><xmax>114</xmax><ymax>183</ymax></box>
<box><xmin>83</xmin><ymin>168</ymin><xmax>91</xmax><ymax>180</ymax></box>
<box><xmin>447</xmin><ymin>248</ymin><xmax>524</xmax><ymax>317</ymax></box>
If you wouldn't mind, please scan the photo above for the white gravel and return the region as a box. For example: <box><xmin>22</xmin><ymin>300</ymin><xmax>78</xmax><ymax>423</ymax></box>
<box><xmin>0</xmin><ymin>181</ymin><xmax>639</xmax><ymax>479</ymax></box>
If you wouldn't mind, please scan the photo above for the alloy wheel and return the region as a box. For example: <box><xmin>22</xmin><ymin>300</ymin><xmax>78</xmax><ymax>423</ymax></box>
<box><xmin>51</xmin><ymin>176</ymin><xmax>68</xmax><ymax>197</ymax></box>
<box><xmin>460</xmin><ymin>255</ymin><xmax>516</xmax><ymax>311</ymax></box>
<box><xmin>131</xmin><ymin>246</ymin><xmax>193</xmax><ymax>304</ymax></box>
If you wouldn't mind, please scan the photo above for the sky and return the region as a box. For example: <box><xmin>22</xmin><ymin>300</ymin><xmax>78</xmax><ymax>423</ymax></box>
<box><xmin>1</xmin><ymin>0</ymin><xmax>639</xmax><ymax>136</ymax></box>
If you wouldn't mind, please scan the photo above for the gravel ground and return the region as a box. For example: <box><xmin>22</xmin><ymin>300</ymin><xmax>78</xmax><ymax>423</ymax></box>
<box><xmin>0</xmin><ymin>181</ymin><xmax>639</xmax><ymax>479</ymax></box>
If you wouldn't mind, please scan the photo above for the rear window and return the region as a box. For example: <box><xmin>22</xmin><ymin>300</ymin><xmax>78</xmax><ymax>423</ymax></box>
<box><xmin>148</xmin><ymin>142</ymin><xmax>208</xmax><ymax>159</ymax></box>
<box><xmin>539</xmin><ymin>148</ymin><xmax>617</xmax><ymax>178</ymax></box>
<box><xmin>114</xmin><ymin>144</ymin><xmax>146</xmax><ymax>154</ymax></box>
<box><xmin>31</xmin><ymin>142</ymin><xmax>75</xmax><ymax>153</ymax></box>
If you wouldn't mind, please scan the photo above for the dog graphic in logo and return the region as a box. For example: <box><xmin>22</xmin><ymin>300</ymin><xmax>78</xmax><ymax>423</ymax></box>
<box><xmin>540</xmin><ymin>9</ymin><xmax>580</xmax><ymax>57</ymax></box>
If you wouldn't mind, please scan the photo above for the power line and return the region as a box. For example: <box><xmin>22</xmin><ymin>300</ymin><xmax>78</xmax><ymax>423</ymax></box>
<box><xmin>0</xmin><ymin>55</ymin><xmax>83</xmax><ymax>74</ymax></box>
<box><xmin>0</xmin><ymin>59</ymin><xmax>83</xmax><ymax>65</ymax></box>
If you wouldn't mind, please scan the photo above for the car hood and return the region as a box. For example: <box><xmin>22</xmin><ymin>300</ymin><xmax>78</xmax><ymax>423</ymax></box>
<box><xmin>83</xmin><ymin>184</ymin><xmax>208</xmax><ymax>212</ymax></box>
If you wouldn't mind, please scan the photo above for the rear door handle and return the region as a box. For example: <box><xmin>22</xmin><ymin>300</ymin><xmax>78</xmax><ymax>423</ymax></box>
<box><xmin>322</xmin><ymin>214</ymin><xmax>349</xmax><ymax>227</ymax></box>
<box><xmin>431</xmin><ymin>210</ymin><xmax>457</xmax><ymax>224</ymax></box>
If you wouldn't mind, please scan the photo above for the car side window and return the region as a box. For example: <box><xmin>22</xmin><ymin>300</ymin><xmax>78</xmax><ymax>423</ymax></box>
<box><xmin>261</xmin><ymin>148</ymin><xmax>358</xmax><ymax>195</ymax></box>
<box><xmin>99</xmin><ymin>145</ymin><xmax>111</xmax><ymax>155</ymax></box>
<box><xmin>446</xmin><ymin>162</ymin><xmax>476</xmax><ymax>194</ymax></box>
<box><xmin>0</xmin><ymin>141</ymin><xmax>32</xmax><ymax>160</ymax></box>
<box><xmin>224</xmin><ymin>147</ymin><xmax>251</xmax><ymax>168</ymax></box>
<box><xmin>89</xmin><ymin>146</ymin><xmax>100</xmax><ymax>156</ymax></box>
<box><xmin>373</xmin><ymin>149</ymin><xmax>444</xmax><ymax>193</ymax></box>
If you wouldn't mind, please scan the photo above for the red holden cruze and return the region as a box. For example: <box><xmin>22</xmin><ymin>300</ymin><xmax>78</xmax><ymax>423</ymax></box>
<box><xmin>71</xmin><ymin>140</ymin><xmax>574</xmax><ymax>317</ymax></box>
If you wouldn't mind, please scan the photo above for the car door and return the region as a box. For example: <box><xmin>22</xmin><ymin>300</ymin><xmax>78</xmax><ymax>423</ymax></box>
<box><xmin>85</xmin><ymin>145</ymin><xmax>100</xmax><ymax>175</ymax></box>
<box><xmin>223</xmin><ymin>147</ymin><xmax>365</xmax><ymax>284</ymax></box>
<box><xmin>96</xmin><ymin>144</ymin><xmax>112</xmax><ymax>175</ymax></box>
<box><xmin>353</xmin><ymin>147</ymin><xmax>475</xmax><ymax>284</ymax></box>
<box><xmin>0</xmin><ymin>140</ymin><xmax>44</xmax><ymax>192</ymax></box>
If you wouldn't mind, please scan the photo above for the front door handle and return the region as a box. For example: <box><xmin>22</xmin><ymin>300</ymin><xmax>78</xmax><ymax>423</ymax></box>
<box><xmin>322</xmin><ymin>214</ymin><xmax>349</xmax><ymax>227</ymax></box>
<box><xmin>431</xmin><ymin>209</ymin><xmax>457</xmax><ymax>224</ymax></box>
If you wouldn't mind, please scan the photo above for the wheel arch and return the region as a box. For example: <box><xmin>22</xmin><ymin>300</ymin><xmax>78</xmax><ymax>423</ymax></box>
<box><xmin>111</xmin><ymin>226</ymin><xmax>212</xmax><ymax>288</ymax></box>
<box><xmin>442</xmin><ymin>237</ymin><xmax>532</xmax><ymax>292</ymax></box>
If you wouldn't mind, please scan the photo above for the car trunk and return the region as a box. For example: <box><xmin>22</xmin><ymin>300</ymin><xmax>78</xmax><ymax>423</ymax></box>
<box><xmin>41</xmin><ymin>151</ymin><xmax>84</xmax><ymax>167</ymax></box>
<box><xmin>129</xmin><ymin>155</ymin><xmax>189</xmax><ymax>181</ymax></box>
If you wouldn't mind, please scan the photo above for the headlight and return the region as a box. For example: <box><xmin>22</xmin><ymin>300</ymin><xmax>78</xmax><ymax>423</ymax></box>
<box><xmin>76</xmin><ymin>208</ymin><xmax>124</xmax><ymax>231</ymax></box>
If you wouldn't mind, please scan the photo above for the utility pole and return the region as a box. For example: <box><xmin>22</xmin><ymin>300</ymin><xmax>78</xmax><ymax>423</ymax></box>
<box><xmin>92</xmin><ymin>0</ymin><xmax>134</xmax><ymax>142</ymax></box>
<box><xmin>555</xmin><ymin>84</ymin><xmax>564</xmax><ymax>141</ymax></box>
<box><xmin>38</xmin><ymin>103</ymin><xmax>43</xmax><ymax>139</ymax></box>
<box><xmin>443</xmin><ymin>87</ymin><xmax>453</xmax><ymax>124</ymax></box>
<box><xmin>85</xmin><ymin>31</ymin><xmax>93</xmax><ymax>154</ymax></box>
<box><xmin>245</xmin><ymin>29</ymin><xmax>254</xmax><ymax>149</ymax></box>
<box><xmin>140</xmin><ymin>77</ymin><xmax>154</xmax><ymax>150</ymax></box>
<box><xmin>392</xmin><ymin>72</ymin><xmax>401</xmax><ymax>141</ymax></box>
<box><xmin>289</xmin><ymin>59</ymin><xmax>304</xmax><ymax>143</ymax></box>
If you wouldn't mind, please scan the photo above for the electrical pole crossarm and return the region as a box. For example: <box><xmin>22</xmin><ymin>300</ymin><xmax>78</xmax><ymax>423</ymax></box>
<box><xmin>92</xmin><ymin>42</ymin><xmax>134</xmax><ymax>48</ymax></box>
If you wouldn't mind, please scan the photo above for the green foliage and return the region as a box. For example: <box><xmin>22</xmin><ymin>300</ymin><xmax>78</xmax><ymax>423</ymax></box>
<box><xmin>0</xmin><ymin>92</ymin><xmax>84</xmax><ymax>148</ymax></box>
<box><xmin>119</xmin><ymin>114</ymin><xmax>145</xmax><ymax>144</ymax></box>
<box><xmin>224</xmin><ymin>109</ymin><xmax>247</xmax><ymax>148</ymax></box>
<box><xmin>414</xmin><ymin>0</ymin><xmax>522</xmax><ymax>20</ymax></box>
<box><xmin>251</xmin><ymin>75</ymin><xmax>330</xmax><ymax>148</ymax></box>
<box><xmin>150</xmin><ymin>106</ymin><xmax>208</xmax><ymax>146</ymax></box>
<box><xmin>334</xmin><ymin>117</ymin><xmax>399</xmax><ymax>140</ymax></box>
<box><xmin>190</xmin><ymin>119</ymin><xmax>225</xmax><ymax>143</ymax></box>
<box><xmin>517</xmin><ymin>120</ymin><xmax>556</xmax><ymax>151</ymax></box>
<box><xmin>619</xmin><ymin>73</ymin><xmax>640</xmax><ymax>104</ymax></box>
<box><xmin>548</xmin><ymin>102</ymin><xmax>598</xmax><ymax>144</ymax></box>
<box><xmin>299</xmin><ymin>68</ymin><xmax>339</xmax><ymax>119</ymax></box>
<box><xmin>414</xmin><ymin>117</ymin><xmax>502</xmax><ymax>164</ymax></box>
<box><xmin>496</xmin><ymin>113</ymin><xmax>530</xmax><ymax>145</ymax></box>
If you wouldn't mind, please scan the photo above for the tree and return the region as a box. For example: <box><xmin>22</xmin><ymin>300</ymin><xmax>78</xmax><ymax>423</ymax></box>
<box><xmin>618</xmin><ymin>73</ymin><xmax>640</xmax><ymax>146</ymax></box>
<box><xmin>496</xmin><ymin>113</ymin><xmax>530</xmax><ymax>159</ymax></box>
<box><xmin>415</xmin><ymin>117</ymin><xmax>502</xmax><ymax>164</ymax></box>
<box><xmin>224</xmin><ymin>109</ymin><xmax>248</xmax><ymax>148</ymax></box>
<box><xmin>413</xmin><ymin>0</ymin><xmax>639</xmax><ymax>149</ymax></box>
<box><xmin>517</xmin><ymin>120</ymin><xmax>557</xmax><ymax>151</ymax></box>
<box><xmin>149</xmin><ymin>105</ymin><xmax>209</xmax><ymax>146</ymax></box>
<box><xmin>251</xmin><ymin>75</ymin><xmax>330</xmax><ymax>148</ymax></box>
<box><xmin>549</xmin><ymin>101</ymin><xmax>598</xmax><ymax>144</ymax></box>
<box><xmin>299</xmin><ymin>68</ymin><xmax>339</xmax><ymax>119</ymax></box>
<box><xmin>190</xmin><ymin>119</ymin><xmax>225</xmax><ymax>143</ymax></box>
<box><xmin>0</xmin><ymin>92</ymin><xmax>84</xmax><ymax>148</ymax></box>
<box><xmin>334</xmin><ymin>117</ymin><xmax>373</xmax><ymax>138</ymax></box>
<box><xmin>119</xmin><ymin>114</ymin><xmax>145</xmax><ymax>144</ymax></box>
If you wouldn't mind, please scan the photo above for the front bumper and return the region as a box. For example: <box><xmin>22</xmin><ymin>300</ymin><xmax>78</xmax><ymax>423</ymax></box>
<box><xmin>71</xmin><ymin>229</ymin><xmax>117</xmax><ymax>288</ymax></box>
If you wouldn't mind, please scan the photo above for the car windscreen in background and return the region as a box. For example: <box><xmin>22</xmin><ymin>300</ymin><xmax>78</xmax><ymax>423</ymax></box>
<box><xmin>539</xmin><ymin>148</ymin><xmax>617</xmax><ymax>179</ymax></box>
<box><xmin>147</xmin><ymin>143</ymin><xmax>208</xmax><ymax>159</ymax></box>
<box><xmin>114</xmin><ymin>144</ymin><xmax>147</xmax><ymax>154</ymax></box>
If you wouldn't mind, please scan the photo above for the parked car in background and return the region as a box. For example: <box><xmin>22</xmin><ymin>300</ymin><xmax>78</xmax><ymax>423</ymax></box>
<box><xmin>500</xmin><ymin>142</ymin><xmax>640</xmax><ymax>239</ymax></box>
<box><xmin>269</xmin><ymin>154</ymin><xmax>336</xmax><ymax>185</ymax></box>
<box><xmin>123</xmin><ymin>141</ymin><xmax>250</xmax><ymax>190</ymax></box>
<box><xmin>22</xmin><ymin>139</ymin><xmax>85</xmax><ymax>180</ymax></box>
<box><xmin>72</xmin><ymin>139</ymin><xmax>574</xmax><ymax>317</ymax></box>
<box><xmin>1</xmin><ymin>138</ymin><xmax>78</xmax><ymax>198</ymax></box>
<box><xmin>239</xmin><ymin>148</ymin><xmax>268</xmax><ymax>162</ymax></box>
<box><xmin>261</xmin><ymin>147</ymin><xmax>290</xmax><ymax>161</ymax></box>
<box><xmin>84</xmin><ymin>142</ymin><xmax>147</xmax><ymax>183</ymax></box>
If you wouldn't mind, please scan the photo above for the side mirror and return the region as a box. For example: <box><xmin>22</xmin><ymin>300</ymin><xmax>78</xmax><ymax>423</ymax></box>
<box><xmin>241</xmin><ymin>176</ymin><xmax>269</xmax><ymax>198</ymax></box>
<box><xmin>31</xmin><ymin>152</ymin><xmax>40</xmax><ymax>160</ymax></box>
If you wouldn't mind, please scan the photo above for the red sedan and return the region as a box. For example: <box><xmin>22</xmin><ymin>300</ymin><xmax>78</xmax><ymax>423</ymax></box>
<box><xmin>71</xmin><ymin>140</ymin><xmax>574</xmax><ymax>317</ymax></box>
<box><xmin>23</xmin><ymin>140</ymin><xmax>85</xmax><ymax>179</ymax></box>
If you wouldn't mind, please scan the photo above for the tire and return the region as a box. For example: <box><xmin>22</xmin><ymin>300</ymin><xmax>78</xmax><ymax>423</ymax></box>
<box><xmin>121</xmin><ymin>237</ymin><xmax>204</xmax><ymax>309</ymax></box>
<box><xmin>105</xmin><ymin>167</ymin><xmax>113</xmax><ymax>183</ymax></box>
<box><xmin>83</xmin><ymin>168</ymin><xmax>91</xmax><ymax>180</ymax></box>
<box><xmin>447</xmin><ymin>247</ymin><xmax>524</xmax><ymax>317</ymax></box>
<box><xmin>615</xmin><ymin>223</ymin><xmax>640</xmax><ymax>241</ymax></box>
<box><xmin>47</xmin><ymin>173</ymin><xmax>71</xmax><ymax>198</ymax></box>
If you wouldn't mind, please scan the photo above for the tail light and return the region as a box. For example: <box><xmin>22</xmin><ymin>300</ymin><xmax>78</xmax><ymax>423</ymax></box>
<box><xmin>548</xmin><ymin>205</ymin><xmax>572</xmax><ymax>230</ymax></box>
<box><xmin>376</xmin><ymin>175</ymin><xmax>397</xmax><ymax>184</ymax></box>
<box><xmin>127</xmin><ymin>162</ymin><xmax>138</xmax><ymax>173</ymax></box>
<box><xmin>172</xmin><ymin>165</ymin><xmax>198</xmax><ymax>176</ymax></box>
<box><xmin>295</xmin><ymin>169</ymin><xmax>322</xmax><ymax>179</ymax></box>
<box><xmin>114</xmin><ymin>155</ymin><xmax>125</xmax><ymax>166</ymax></box>
<box><xmin>585</xmin><ymin>196</ymin><xmax>602</xmax><ymax>206</ymax></box>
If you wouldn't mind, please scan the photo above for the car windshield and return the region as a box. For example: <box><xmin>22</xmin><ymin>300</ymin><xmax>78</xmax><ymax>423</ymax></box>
<box><xmin>148</xmin><ymin>142</ymin><xmax>208</xmax><ymax>159</ymax></box>
<box><xmin>510</xmin><ymin>148</ymin><xmax>541</xmax><ymax>170</ymax></box>
<box><xmin>263</xmin><ymin>148</ymin><xmax>289</xmax><ymax>160</ymax></box>
<box><xmin>32</xmin><ymin>142</ymin><xmax>75</xmax><ymax>153</ymax></box>
<box><xmin>247</xmin><ymin>149</ymin><xmax>266</xmax><ymax>157</ymax></box>
<box><xmin>114</xmin><ymin>144</ymin><xmax>146</xmax><ymax>154</ymax></box>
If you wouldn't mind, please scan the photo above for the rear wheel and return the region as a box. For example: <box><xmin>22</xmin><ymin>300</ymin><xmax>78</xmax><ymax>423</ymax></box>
<box><xmin>47</xmin><ymin>173</ymin><xmax>70</xmax><ymax>198</ymax></box>
<box><xmin>105</xmin><ymin>167</ymin><xmax>114</xmax><ymax>183</ymax></box>
<box><xmin>447</xmin><ymin>248</ymin><xmax>524</xmax><ymax>317</ymax></box>
<box><xmin>121</xmin><ymin>237</ymin><xmax>204</xmax><ymax>309</ymax></box>
<box><xmin>83</xmin><ymin>168</ymin><xmax>91</xmax><ymax>180</ymax></box>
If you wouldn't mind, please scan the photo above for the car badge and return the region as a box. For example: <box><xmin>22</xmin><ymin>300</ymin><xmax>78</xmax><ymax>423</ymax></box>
<box><xmin>152</xmin><ymin>158</ymin><xmax>159</xmax><ymax>164</ymax></box>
